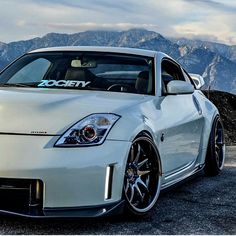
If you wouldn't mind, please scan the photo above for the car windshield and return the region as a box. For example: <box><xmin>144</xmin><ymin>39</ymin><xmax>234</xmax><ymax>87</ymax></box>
<box><xmin>0</xmin><ymin>51</ymin><xmax>154</xmax><ymax>95</ymax></box>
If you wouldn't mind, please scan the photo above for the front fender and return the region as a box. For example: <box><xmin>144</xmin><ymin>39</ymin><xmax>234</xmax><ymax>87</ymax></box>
<box><xmin>107</xmin><ymin>97</ymin><xmax>163</xmax><ymax>149</ymax></box>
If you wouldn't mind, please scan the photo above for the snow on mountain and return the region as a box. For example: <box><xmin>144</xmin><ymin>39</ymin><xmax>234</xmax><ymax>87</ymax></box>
<box><xmin>171</xmin><ymin>37</ymin><xmax>236</xmax><ymax>63</ymax></box>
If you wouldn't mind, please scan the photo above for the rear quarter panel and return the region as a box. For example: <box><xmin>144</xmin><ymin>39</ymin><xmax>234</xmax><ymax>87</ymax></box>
<box><xmin>193</xmin><ymin>90</ymin><xmax>219</xmax><ymax>164</ymax></box>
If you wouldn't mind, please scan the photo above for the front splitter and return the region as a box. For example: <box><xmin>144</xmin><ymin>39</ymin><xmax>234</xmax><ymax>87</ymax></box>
<box><xmin>0</xmin><ymin>200</ymin><xmax>125</xmax><ymax>218</ymax></box>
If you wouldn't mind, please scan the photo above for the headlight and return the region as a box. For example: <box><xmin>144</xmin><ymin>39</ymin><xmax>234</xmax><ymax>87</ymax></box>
<box><xmin>54</xmin><ymin>113</ymin><xmax>120</xmax><ymax>147</ymax></box>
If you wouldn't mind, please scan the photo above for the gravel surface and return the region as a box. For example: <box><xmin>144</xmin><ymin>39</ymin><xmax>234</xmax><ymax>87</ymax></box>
<box><xmin>0</xmin><ymin>146</ymin><xmax>235</xmax><ymax>235</ymax></box>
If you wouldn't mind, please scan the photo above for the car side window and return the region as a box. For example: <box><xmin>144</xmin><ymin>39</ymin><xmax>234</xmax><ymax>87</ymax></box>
<box><xmin>182</xmin><ymin>68</ymin><xmax>196</xmax><ymax>88</ymax></box>
<box><xmin>161</xmin><ymin>59</ymin><xmax>185</xmax><ymax>94</ymax></box>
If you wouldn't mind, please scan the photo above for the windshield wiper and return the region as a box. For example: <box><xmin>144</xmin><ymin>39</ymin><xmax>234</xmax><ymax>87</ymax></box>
<box><xmin>1</xmin><ymin>83</ymin><xmax>35</xmax><ymax>88</ymax></box>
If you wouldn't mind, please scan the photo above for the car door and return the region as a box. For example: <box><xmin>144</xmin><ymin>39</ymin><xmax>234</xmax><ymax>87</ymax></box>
<box><xmin>159</xmin><ymin>59</ymin><xmax>204</xmax><ymax>176</ymax></box>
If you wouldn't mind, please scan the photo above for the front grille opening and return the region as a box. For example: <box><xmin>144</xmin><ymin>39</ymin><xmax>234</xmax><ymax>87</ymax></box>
<box><xmin>0</xmin><ymin>178</ymin><xmax>43</xmax><ymax>216</ymax></box>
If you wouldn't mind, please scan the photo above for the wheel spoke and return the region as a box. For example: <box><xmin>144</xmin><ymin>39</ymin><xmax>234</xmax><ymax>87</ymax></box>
<box><xmin>129</xmin><ymin>185</ymin><xmax>134</xmax><ymax>203</ymax></box>
<box><xmin>145</xmin><ymin>174</ymin><xmax>150</xmax><ymax>187</ymax></box>
<box><xmin>137</xmin><ymin>158</ymin><xmax>148</xmax><ymax>169</ymax></box>
<box><xmin>138</xmin><ymin>170</ymin><xmax>151</xmax><ymax>176</ymax></box>
<box><xmin>125</xmin><ymin>180</ymin><xmax>129</xmax><ymax>192</ymax></box>
<box><xmin>215</xmin><ymin>144</ymin><xmax>220</xmax><ymax>153</ymax></box>
<box><xmin>134</xmin><ymin>183</ymin><xmax>144</xmax><ymax>202</ymax></box>
<box><xmin>134</xmin><ymin>143</ymin><xmax>141</xmax><ymax>163</ymax></box>
<box><xmin>137</xmin><ymin>177</ymin><xmax>149</xmax><ymax>193</ymax></box>
<box><xmin>215</xmin><ymin>151</ymin><xmax>219</xmax><ymax>164</ymax></box>
<box><xmin>216</xmin><ymin>128</ymin><xmax>224</xmax><ymax>146</ymax></box>
<box><xmin>216</xmin><ymin>135</ymin><xmax>224</xmax><ymax>146</ymax></box>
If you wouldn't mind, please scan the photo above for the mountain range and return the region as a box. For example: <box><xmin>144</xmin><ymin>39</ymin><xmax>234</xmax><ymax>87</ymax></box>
<box><xmin>0</xmin><ymin>29</ymin><xmax>235</xmax><ymax>94</ymax></box>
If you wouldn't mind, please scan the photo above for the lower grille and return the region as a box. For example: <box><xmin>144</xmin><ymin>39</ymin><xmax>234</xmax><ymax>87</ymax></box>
<box><xmin>0</xmin><ymin>178</ymin><xmax>43</xmax><ymax>216</ymax></box>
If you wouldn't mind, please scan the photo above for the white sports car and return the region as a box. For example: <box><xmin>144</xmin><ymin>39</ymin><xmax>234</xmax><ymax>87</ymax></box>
<box><xmin>0</xmin><ymin>46</ymin><xmax>225</xmax><ymax>217</ymax></box>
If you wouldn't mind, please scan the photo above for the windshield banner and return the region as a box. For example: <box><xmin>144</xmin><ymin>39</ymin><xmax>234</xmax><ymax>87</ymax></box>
<box><xmin>38</xmin><ymin>80</ymin><xmax>91</xmax><ymax>88</ymax></box>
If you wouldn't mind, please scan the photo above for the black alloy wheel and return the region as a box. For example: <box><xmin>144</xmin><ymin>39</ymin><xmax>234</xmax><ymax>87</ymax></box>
<box><xmin>123</xmin><ymin>135</ymin><xmax>161</xmax><ymax>215</ymax></box>
<box><xmin>205</xmin><ymin>116</ymin><xmax>225</xmax><ymax>176</ymax></box>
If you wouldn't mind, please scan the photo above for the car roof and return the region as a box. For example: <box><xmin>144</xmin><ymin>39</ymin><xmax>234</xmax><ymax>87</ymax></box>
<box><xmin>29</xmin><ymin>46</ymin><xmax>159</xmax><ymax>57</ymax></box>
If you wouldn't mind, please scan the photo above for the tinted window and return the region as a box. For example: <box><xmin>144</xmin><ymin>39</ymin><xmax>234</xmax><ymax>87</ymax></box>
<box><xmin>0</xmin><ymin>52</ymin><xmax>154</xmax><ymax>95</ymax></box>
<box><xmin>8</xmin><ymin>58</ymin><xmax>51</xmax><ymax>83</ymax></box>
<box><xmin>161</xmin><ymin>59</ymin><xmax>185</xmax><ymax>93</ymax></box>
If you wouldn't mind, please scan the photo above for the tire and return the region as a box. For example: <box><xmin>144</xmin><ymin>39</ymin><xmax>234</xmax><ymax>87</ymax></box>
<box><xmin>204</xmin><ymin>116</ymin><xmax>225</xmax><ymax>176</ymax></box>
<box><xmin>123</xmin><ymin>136</ymin><xmax>161</xmax><ymax>216</ymax></box>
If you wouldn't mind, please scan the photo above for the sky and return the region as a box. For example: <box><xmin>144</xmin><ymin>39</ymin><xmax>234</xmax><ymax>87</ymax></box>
<box><xmin>0</xmin><ymin>0</ymin><xmax>236</xmax><ymax>45</ymax></box>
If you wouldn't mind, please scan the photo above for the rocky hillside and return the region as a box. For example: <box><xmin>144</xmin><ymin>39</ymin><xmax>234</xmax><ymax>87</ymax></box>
<box><xmin>0</xmin><ymin>29</ymin><xmax>235</xmax><ymax>94</ymax></box>
<box><xmin>203</xmin><ymin>90</ymin><xmax>236</xmax><ymax>145</ymax></box>
<box><xmin>171</xmin><ymin>38</ymin><xmax>236</xmax><ymax>63</ymax></box>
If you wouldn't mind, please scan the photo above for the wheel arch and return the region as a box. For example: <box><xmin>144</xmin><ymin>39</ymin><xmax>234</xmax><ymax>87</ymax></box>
<box><xmin>122</xmin><ymin>133</ymin><xmax>163</xmax><ymax>215</ymax></box>
<box><xmin>200</xmin><ymin>110</ymin><xmax>222</xmax><ymax>165</ymax></box>
<box><xmin>204</xmin><ymin>113</ymin><xmax>225</xmax><ymax>175</ymax></box>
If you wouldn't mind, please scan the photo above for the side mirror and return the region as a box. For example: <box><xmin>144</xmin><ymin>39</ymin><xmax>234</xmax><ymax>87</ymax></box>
<box><xmin>189</xmin><ymin>73</ymin><xmax>205</xmax><ymax>89</ymax></box>
<box><xmin>167</xmin><ymin>80</ymin><xmax>194</xmax><ymax>95</ymax></box>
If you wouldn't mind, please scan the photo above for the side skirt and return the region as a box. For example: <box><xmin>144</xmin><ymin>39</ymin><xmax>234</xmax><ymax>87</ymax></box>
<box><xmin>160</xmin><ymin>164</ymin><xmax>205</xmax><ymax>190</ymax></box>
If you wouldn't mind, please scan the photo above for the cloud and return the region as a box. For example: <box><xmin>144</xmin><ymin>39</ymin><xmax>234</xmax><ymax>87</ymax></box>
<box><xmin>184</xmin><ymin>0</ymin><xmax>236</xmax><ymax>13</ymax></box>
<box><xmin>171</xmin><ymin>4</ymin><xmax>236</xmax><ymax>45</ymax></box>
<box><xmin>43</xmin><ymin>22</ymin><xmax>159</xmax><ymax>32</ymax></box>
<box><xmin>16</xmin><ymin>20</ymin><xmax>26</xmax><ymax>27</ymax></box>
<box><xmin>0</xmin><ymin>0</ymin><xmax>235</xmax><ymax>45</ymax></box>
<box><xmin>30</xmin><ymin>0</ymin><xmax>135</xmax><ymax>13</ymax></box>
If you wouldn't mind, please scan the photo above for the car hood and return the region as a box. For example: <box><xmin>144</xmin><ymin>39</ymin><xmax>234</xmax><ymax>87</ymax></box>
<box><xmin>0</xmin><ymin>88</ymin><xmax>146</xmax><ymax>135</ymax></box>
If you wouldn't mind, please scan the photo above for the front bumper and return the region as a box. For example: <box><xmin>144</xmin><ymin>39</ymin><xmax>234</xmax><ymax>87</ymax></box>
<box><xmin>0</xmin><ymin>134</ymin><xmax>131</xmax><ymax>217</ymax></box>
